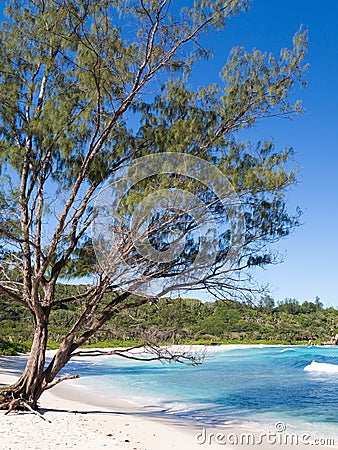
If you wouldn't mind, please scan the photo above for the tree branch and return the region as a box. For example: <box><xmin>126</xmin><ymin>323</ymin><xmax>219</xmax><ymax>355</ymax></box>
<box><xmin>43</xmin><ymin>374</ymin><xmax>79</xmax><ymax>391</ymax></box>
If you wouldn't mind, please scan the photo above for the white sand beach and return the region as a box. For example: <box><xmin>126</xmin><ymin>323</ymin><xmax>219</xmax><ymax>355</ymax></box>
<box><xmin>1</xmin><ymin>346</ymin><xmax>337</xmax><ymax>450</ymax></box>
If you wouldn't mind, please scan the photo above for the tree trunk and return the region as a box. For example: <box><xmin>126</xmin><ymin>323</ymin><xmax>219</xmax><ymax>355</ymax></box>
<box><xmin>43</xmin><ymin>338</ymin><xmax>75</xmax><ymax>385</ymax></box>
<box><xmin>0</xmin><ymin>291</ymin><xmax>133</xmax><ymax>411</ymax></box>
<box><xmin>0</xmin><ymin>312</ymin><xmax>49</xmax><ymax>409</ymax></box>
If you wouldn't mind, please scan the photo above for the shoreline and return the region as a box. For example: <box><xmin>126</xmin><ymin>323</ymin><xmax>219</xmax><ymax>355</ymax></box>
<box><xmin>1</xmin><ymin>345</ymin><xmax>338</xmax><ymax>449</ymax></box>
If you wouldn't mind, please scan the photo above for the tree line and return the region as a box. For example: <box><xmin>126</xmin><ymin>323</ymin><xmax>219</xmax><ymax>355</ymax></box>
<box><xmin>1</xmin><ymin>291</ymin><xmax>336</xmax><ymax>354</ymax></box>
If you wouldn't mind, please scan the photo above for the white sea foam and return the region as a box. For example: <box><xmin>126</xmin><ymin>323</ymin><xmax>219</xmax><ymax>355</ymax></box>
<box><xmin>164</xmin><ymin>402</ymin><xmax>198</xmax><ymax>413</ymax></box>
<box><xmin>280</xmin><ymin>348</ymin><xmax>296</xmax><ymax>353</ymax></box>
<box><xmin>304</xmin><ymin>360</ymin><xmax>338</xmax><ymax>373</ymax></box>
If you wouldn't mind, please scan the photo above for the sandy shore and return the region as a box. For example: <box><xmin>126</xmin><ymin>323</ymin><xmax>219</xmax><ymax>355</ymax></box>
<box><xmin>1</xmin><ymin>346</ymin><xmax>337</xmax><ymax>450</ymax></box>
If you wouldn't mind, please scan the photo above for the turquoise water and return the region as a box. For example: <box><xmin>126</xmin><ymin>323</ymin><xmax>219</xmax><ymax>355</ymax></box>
<box><xmin>64</xmin><ymin>346</ymin><xmax>338</xmax><ymax>433</ymax></box>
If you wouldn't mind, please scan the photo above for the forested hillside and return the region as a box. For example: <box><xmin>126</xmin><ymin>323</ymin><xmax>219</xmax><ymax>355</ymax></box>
<box><xmin>1</xmin><ymin>289</ymin><xmax>337</xmax><ymax>354</ymax></box>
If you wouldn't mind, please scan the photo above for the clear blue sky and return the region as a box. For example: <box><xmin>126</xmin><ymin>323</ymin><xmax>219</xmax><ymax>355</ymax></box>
<box><xmin>191</xmin><ymin>0</ymin><xmax>338</xmax><ymax>306</ymax></box>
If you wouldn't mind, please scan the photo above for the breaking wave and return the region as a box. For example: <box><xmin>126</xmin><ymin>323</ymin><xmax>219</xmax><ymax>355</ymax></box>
<box><xmin>304</xmin><ymin>361</ymin><xmax>338</xmax><ymax>373</ymax></box>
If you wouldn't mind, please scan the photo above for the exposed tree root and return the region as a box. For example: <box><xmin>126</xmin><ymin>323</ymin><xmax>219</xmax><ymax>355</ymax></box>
<box><xmin>0</xmin><ymin>397</ymin><xmax>50</xmax><ymax>422</ymax></box>
<box><xmin>0</xmin><ymin>374</ymin><xmax>79</xmax><ymax>418</ymax></box>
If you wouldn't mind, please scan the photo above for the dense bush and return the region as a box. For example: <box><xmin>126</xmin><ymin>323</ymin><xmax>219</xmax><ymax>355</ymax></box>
<box><xmin>1</xmin><ymin>291</ymin><xmax>337</xmax><ymax>352</ymax></box>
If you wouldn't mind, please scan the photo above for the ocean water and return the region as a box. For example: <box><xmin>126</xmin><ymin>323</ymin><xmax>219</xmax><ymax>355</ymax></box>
<box><xmin>63</xmin><ymin>345</ymin><xmax>338</xmax><ymax>435</ymax></box>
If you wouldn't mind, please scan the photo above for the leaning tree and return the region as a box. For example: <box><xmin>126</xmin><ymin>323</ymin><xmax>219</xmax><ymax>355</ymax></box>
<box><xmin>0</xmin><ymin>0</ymin><xmax>307</xmax><ymax>409</ymax></box>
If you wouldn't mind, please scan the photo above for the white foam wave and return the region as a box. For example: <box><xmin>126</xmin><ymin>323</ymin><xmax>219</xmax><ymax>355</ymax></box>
<box><xmin>280</xmin><ymin>348</ymin><xmax>296</xmax><ymax>353</ymax></box>
<box><xmin>164</xmin><ymin>401</ymin><xmax>214</xmax><ymax>415</ymax></box>
<box><xmin>304</xmin><ymin>361</ymin><xmax>338</xmax><ymax>373</ymax></box>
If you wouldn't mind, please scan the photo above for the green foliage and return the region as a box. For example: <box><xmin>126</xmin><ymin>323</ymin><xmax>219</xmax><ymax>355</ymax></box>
<box><xmin>1</xmin><ymin>290</ymin><xmax>337</xmax><ymax>347</ymax></box>
<box><xmin>0</xmin><ymin>340</ymin><xmax>30</xmax><ymax>355</ymax></box>
<box><xmin>0</xmin><ymin>0</ymin><xmax>308</xmax><ymax>290</ymax></box>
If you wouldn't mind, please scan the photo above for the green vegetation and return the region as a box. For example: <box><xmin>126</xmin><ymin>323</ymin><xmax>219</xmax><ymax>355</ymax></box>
<box><xmin>1</xmin><ymin>293</ymin><xmax>337</xmax><ymax>354</ymax></box>
<box><xmin>0</xmin><ymin>340</ymin><xmax>30</xmax><ymax>356</ymax></box>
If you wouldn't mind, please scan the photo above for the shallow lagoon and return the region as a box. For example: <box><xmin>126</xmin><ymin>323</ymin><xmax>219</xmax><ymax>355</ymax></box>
<box><xmin>64</xmin><ymin>345</ymin><xmax>338</xmax><ymax>437</ymax></box>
